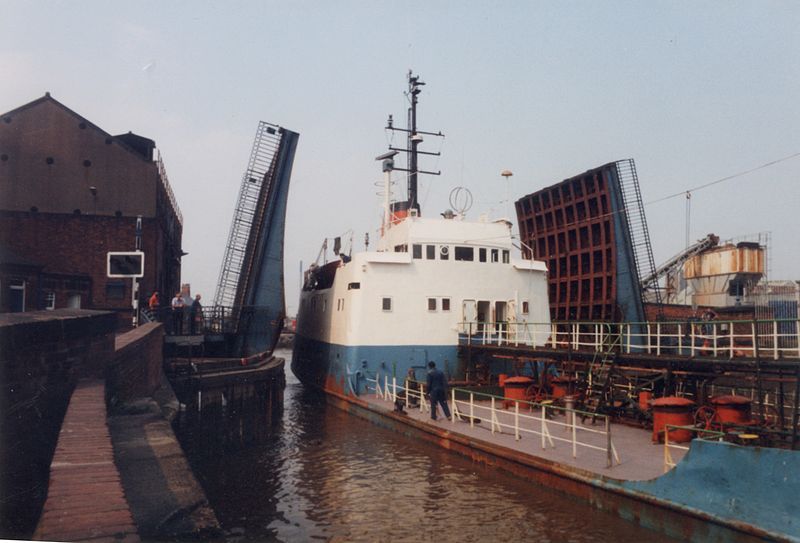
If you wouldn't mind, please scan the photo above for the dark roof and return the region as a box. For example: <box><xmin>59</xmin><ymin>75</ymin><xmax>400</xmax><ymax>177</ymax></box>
<box><xmin>0</xmin><ymin>245</ymin><xmax>42</xmax><ymax>269</ymax></box>
<box><xmin>0</xmin><ymin>93</ymin><xmax>156</xmax><ymax>163</ymax></box>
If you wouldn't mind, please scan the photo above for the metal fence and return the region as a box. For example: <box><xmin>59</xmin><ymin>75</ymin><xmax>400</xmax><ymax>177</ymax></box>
<box><xmin>460</xmin><ymin>319</ymin><xmax>800</xmax><ymax>360</ymax></box>
<box><xmin>367</xmin><ymin>374</ymin><xmax>620</xmax><ymax>469</ymax></box>
<box><xmin>663</xmin><ymin>425</ymin><xmax>724</xmax><ymax>473</ymax></box>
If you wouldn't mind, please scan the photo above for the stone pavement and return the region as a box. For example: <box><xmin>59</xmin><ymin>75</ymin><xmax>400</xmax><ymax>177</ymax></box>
<box><xmin>33</xmin><ymin>379</ymin><xmax>139</xmax><ymax>543</ymax></box>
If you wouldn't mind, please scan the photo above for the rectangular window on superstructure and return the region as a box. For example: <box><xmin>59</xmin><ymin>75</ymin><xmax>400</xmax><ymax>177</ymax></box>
<box><xmin>454</xmin><ymin>246</ymin><xmax>474</xmax><ymax>261</ymax></box>
<box><xmin>442</xmin><ymin>298</ymin><xmax>450</xmax><ymax>311</ymax></box>
<box><xmin>522</xmin><ymin>300</ymin><xmax>529</xmax><ymax>314</ymax></box>
<box><xmin>426</xmin><ymin>245</ymin><xmax>436</xmax><ymax>259</ymax></box>
<box><xmin>502</xmin><ymin>250</ymin><xmax>510</xmax><ymax>263</ymax></box>
<box><xmin>348</xmin><ymin>282</ymin><xmax>360</xmax><ymax>290</ymax></box>
<box><xmin>395</xmin><ymin>244</ymin><xmax>408</xmax><ymax>253</ymax></box>
<box><xmin>428</xmin><ymin>298</ymin><xmax>437</xmax><ymax>311</ymax></box>
<box><xmin>412</xmin><ymin>244</ymin><xmax>422</xmax><ymax>259</ymax></box>
<box><xmin>479</xmin><ymin>248</ymin><xmax>487</xmax><ymax>262</ymax></box>
<box><xmin>382</xmin><ymin>297</ymin><xmax>392</xmax><ymax>311</ymax></box>
<box><xmin>440</xmin><ymin>245</ymin><xmax>449</xmax><ymax>260</ymax></box>
<box><xmin>491</xmin><ymin>249</ymin><xmax>499</xmax><ymax>263</ymax></box>
<box><xmin>44</xmin><ymin>291</ymin><xmax>55</xmax><ymax>310</ymax></box>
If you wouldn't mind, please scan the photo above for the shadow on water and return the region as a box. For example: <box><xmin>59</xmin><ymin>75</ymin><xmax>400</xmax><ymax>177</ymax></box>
<box><xmin>176</xmin><ymin>349</ymin><xmax>677</xmax><ymax>543</ymax></box>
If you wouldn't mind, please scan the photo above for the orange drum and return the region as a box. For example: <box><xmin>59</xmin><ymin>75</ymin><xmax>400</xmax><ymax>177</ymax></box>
<box><xmin>652</xmin><ymin>397</ymin><xmax>695</xmax><ymax>443</ymax></box>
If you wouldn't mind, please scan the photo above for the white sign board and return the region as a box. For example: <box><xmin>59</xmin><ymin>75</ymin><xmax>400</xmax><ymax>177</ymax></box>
<box><xmin>107</xmin><ymin>251</ymin><xmax>145</xmax><ymax>278</ymax></box>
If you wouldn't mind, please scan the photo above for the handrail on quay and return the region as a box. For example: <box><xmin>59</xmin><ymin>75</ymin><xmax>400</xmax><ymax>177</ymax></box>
<box><xmin>663</xmin><ymin>425</ymin><xmax>725</xmax><ymax>473</ymax></box>
<box><xmin>458</xmin><ymin>318</ymin><xmax>800</xmax><ymax>360</ymax></box>
<box><xmin>366</xmin><ymin>374</ymin><xmax>621</xmax><ymax>469</ymax></box>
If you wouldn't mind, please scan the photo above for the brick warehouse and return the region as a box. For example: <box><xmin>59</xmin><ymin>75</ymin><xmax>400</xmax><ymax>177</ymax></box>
<box><xmin>0</xmin><ymin>93</ymin><xmax>183</xmax><ymax>324</ymax></box>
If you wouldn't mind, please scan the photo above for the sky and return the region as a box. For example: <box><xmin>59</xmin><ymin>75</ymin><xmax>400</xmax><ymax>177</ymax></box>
<box><xmin>2</xmin><ymin>1</ymin><xmax>799</xmax><ymax>314</ymax></box>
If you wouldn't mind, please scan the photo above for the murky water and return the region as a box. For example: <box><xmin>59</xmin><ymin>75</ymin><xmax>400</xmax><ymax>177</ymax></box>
<box><xmin>180</xmin><ymin>349</ymin><xmax>675</xmax><ymax>542</ymax></box>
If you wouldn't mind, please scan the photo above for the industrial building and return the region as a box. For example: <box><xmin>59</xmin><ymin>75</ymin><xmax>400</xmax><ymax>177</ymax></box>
<box><xmin>0</xmin><ymin>93</ymin><xmax>183</xmax><ymax>324</ymax></box>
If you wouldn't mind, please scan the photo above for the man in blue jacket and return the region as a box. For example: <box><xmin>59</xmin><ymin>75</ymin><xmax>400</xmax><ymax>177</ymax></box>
<box><xmin>426</xmin><ymin>361</ymin><xmax>451</xmax><ymax>421</ymax></box>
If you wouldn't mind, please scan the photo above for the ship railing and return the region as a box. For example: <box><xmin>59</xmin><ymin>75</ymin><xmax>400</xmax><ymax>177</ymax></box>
<box><xmin>459</xmin><ymin>318</ymin><xmax>800</xmax><ymax>360</ymax></box>
<box><xmin>663</xmin><ymin>425</ymin><xmax>725</xmax><ymax>473</ymax></box>
<box><xmin>366</xmin><ymin>374</ymin><xmax>620</xmax><ymax>469</ymax></box>
<box><xmin>449</xmin><ymin>388</ymin><xmax>620</xmax><ymax>469</ymax></box>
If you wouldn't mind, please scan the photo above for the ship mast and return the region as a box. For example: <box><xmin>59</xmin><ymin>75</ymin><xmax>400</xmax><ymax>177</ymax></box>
<box><xmin>384</xmin><ymin>70</ymin><xmax>444</xmax><ymax>218</ymax></box>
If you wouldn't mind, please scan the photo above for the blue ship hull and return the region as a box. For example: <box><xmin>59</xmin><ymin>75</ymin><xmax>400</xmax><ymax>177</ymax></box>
<box><xmin>291</xmin><ymin>334</ymin><xmax>458</xmax><ymax>395</ymax></box>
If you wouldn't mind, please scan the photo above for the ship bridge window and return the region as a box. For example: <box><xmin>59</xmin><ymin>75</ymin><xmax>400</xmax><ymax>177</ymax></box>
<box><xmin>491</xmin><ymin>249</ymin><xmax>499</xmax><ymax>263</ymax></box>
<box><xmin>502</xmin><ymin>250</ymin><xmax>510</xmax><ymax>263</ymax></box>
<box><xmin>348</xmin><ymin>282</ymin><xmax>360</xmax><ymax>290</ymax></box>
<box><xmin>428</xmin><ymin>298</ymin><xmax>437</xmax><ymax>311</ymax></box>
<box><xmin>440</xmin><ymin>245</ymin><xmax>449</xmax><ymax>260</ymax></box>
<box><xmin>426</xmin><ymin>245</ymin><xmax>436</xmax><ymax>259</ymax></box>
<box><xmin>454</xmin><ymin>246</ymin><xmax>474</xmax><ymax>261</ymax></box>
<box><xmin>382</xmin><ymin>297</ymin><xmax>392</xmax><ymax>311</ymax></box>
<box><xmin>479</xmin><ymin>248</ymin><xmax>487</xmax><ymax>263</ymax></box>
<box><xmin>412</xmin><ymin>244</ymin><xmax>422</xmax><ymax>259</ymax></box>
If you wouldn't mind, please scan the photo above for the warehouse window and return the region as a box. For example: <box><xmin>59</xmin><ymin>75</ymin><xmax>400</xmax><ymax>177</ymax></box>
<box><xmin>106</xmin><ymin>281</ymin><xmax>125</xmax><ymax>299</ymax></box>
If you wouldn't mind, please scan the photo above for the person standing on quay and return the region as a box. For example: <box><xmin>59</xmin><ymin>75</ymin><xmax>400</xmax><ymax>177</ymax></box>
<box><xmin>148</xmin><ymin>291</ymin><xmax>160</xmax><ymax>321</ymax></box>
<box><xmin>426</xmin><ymin>361</ymin><xmax>451</xmax><ymax>421</ymax></box>
<box><xmin>171</xmin><ymin>292</ymin><xmax>184</xmax><ymax>334</ymax></box>
<box><xmin>190</xmin><ymin>294</ymin><xmax>203</xmax><ymax>335</ymax></box>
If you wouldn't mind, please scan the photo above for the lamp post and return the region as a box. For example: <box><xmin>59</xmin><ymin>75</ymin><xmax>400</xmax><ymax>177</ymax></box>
<box><xmin>501</xmin><ymin>169</ymin><xmax>514</xmax><ymax>236</ymax></box>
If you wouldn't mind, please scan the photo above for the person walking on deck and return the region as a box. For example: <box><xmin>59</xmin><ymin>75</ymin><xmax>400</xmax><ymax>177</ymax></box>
<box><xmin>426</xmin><ymin>361</ymin><xmax>450</xmax><ymax>421</ymax></box>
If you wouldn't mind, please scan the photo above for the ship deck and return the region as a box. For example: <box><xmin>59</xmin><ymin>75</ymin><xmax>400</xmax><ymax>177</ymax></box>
<box><xmin>362</xmin><ymin>393</ymin><xmax>685</xmax><ymax>481</ymax></box>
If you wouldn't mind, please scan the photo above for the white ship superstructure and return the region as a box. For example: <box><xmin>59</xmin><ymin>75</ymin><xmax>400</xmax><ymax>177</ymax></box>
<box><xmin>292</xmin><ymin>72</ymin><xmax>551</xmax><ymax>395</ymax></box>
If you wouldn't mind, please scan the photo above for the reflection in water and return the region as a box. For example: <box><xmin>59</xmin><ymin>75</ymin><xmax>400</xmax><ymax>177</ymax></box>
<box><xmin>178</xmin><ymin>349</ymin><xmax>675</xmax><ymax>542</ymax></box>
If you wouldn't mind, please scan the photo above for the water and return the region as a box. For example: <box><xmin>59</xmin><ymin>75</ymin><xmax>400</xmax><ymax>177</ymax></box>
<box><xmin>180</xmin><ymin>349</ymin><xmax>676</xmax><ymax>542</ymax></box>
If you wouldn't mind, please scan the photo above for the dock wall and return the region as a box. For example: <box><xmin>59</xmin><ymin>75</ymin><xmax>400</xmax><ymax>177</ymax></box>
<box><xmin>0</xmin><ymin>309</ymin><xmax>116</xmax><ymax>539</ymax></box>
<box><xmin>108</xmin><ymin>322</ymin><xmax>164</xmax><ymax>403</ymax></box>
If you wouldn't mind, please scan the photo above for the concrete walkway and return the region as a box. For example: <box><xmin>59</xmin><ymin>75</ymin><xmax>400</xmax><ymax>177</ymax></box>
<box><xmin>109</xmin><ymin>399</ymin><xmax>220</xmax><ymax>539</ymax></box>
<box><xmin>33</xmin><ymin>380</ymin><xmax>139</xmax><ymax>543</ymax></box>
<box><xmin>365</xmin><ymin>392</ymin><xmax>687</xmax><ymax>481</ymax></box>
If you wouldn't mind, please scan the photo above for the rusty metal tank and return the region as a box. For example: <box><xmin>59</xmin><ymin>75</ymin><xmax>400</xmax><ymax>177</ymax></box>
<box><xmin>652</xmin><ymin>396</ymin><xmax>695</xmax><ymax>443</ymax></box>
<box><xmin>551</xmin><ymin>376</ymin><xmax>576</xmax><ymax>399</ymax></box>
<box><xmin>503</xmin><ymin>376</ymin><xmax>533</xmax><ymax>403</ymax></box>
<box><xmin>710</xmin><ymin>395</ymin><xmax>752</xmax><ymax>425</ymax></box>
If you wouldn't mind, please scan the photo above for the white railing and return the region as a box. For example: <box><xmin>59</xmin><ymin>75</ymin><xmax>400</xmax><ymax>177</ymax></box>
<box><xmin>663</xmin><ymin>425</ymin><xmax>725</xmax><ymax>473</ymax></box>
<box><xmin>460</xmin><ymin>319</ymin><xmax>800</xmax><ymax>360</ymax></box>
<box><xmin>365</xmin><ymin>374</ymin><xmax>620</xmax><ymax>469</ymax></box>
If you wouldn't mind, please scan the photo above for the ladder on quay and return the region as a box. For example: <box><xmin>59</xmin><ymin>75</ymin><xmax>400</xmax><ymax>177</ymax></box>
<box><xmin>582</xmin><ymin>331</ymin><xmax>622</xmax><ymax>422</ymax></box>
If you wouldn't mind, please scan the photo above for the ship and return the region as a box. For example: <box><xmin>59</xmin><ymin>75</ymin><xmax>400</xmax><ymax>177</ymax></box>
<box><xmin>291</xmin><ymin>73</ymin><xmax>800</xmax><ymax>542</ymax></box>
<box><xmin>291</xmin><ymin>71</ymin><xmax>550</xmax><ymax>395</ymax></box>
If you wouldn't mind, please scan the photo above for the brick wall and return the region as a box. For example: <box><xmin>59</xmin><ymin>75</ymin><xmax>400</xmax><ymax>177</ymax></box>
<box><xmin>0</xmin><ymin>309</ymin><xmax>116</xmax><ymax>538</ymax></box>
<box><xmin>0</xmin><ymin>211</ymin><xmax>180</xmax><ymax>318</ymax></box>
<box><xmin>108</xmin><ymin>322</ymin><xmax>164</xmax><ymax>403</ymax></box>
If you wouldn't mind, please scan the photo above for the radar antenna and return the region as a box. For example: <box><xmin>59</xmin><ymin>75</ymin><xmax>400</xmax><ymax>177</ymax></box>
<box><xmin>383</xmin><ymin>70</ymin><xmax>445</xmax><ymax>217</ymax></box>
